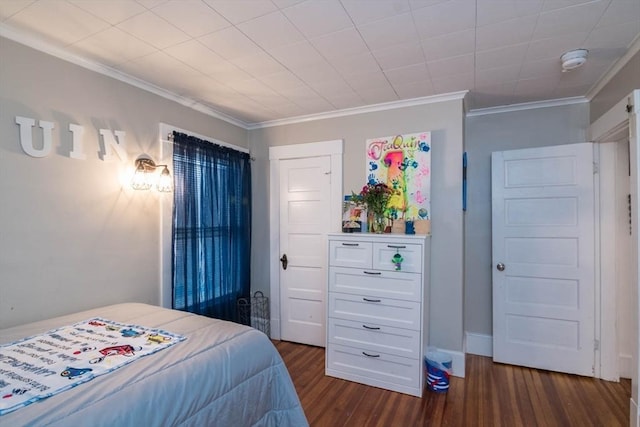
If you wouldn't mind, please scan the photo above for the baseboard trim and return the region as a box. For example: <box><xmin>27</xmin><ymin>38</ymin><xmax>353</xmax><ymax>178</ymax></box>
<box><xmin>465</xmin><ymin>332</ymin><xmax>493</xmax><ymax>357</ymax></box>
<box><xmin>620</xmin><ymin>353</ymin><xmax>632</xmax><ymax>379</ymax></box>
<box><xmin>431</xmin><ymin>348</ymin><xmax>466</xmax><ymax>378</ymax></box>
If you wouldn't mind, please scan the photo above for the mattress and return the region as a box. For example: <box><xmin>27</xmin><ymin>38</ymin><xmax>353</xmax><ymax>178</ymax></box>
<box><xmin>0</xmin><ymin>303</ymin><xmax>308</xmax><ymax>427</ymax></box>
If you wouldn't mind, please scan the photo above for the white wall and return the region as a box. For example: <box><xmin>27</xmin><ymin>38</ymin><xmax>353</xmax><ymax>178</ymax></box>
<box><xmin>249</xmin><ymin>98</ymin><xmax>466</xmax><ymax>353</ymax></box>
<box><xmin>463</xmin><ymin>102</ymin><xmax>590</xmax><ymax>343</ymax></box>
<box><xmin>0</xmin><ymin>37</ymin><xmax>248</xmax><ymax>328</ymax></box>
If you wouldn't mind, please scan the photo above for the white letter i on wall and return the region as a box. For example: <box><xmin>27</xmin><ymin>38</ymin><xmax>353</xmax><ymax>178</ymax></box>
<box><xmin>16</xmin><ymin>116</ymin><xmax>54</xmax><ymax>158</ymax></box>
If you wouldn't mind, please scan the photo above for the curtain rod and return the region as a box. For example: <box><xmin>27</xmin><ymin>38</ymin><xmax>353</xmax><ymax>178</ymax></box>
<box><xmin>165</xmin><ymin>132</ymin><xmax>255</xmax><ymax>161</ymax></box>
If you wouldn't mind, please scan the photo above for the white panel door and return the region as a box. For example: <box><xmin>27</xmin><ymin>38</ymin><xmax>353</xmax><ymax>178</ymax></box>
<box><xmin>279</xmin><ymin>156</ymin><xmax>331</xmax><ymax>346</ymax></box>
<box><xmin>492</xmin><ymin>143</ymin><xmax>596</xmax><ymax>376</ymax></box>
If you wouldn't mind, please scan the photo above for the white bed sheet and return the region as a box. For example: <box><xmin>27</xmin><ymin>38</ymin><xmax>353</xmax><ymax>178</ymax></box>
<box><xmin>0</xmin><ymin>303</ymin><xmax>308</xmax><ymax>427</ymax></box>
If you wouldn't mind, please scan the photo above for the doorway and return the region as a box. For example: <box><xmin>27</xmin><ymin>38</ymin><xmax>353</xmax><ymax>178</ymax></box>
<box><xmin>268</xmin><ymin>140</ymin><xmax>343</xmax><ymax>345</ymax></box>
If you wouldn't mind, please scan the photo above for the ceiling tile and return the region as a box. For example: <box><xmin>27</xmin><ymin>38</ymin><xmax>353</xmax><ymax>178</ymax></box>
<box><xmin>427</xmin><ymin>54</ymin><xmax>475</xmax><ymax>79</ymax></box>
<box><xmin>341</xmin><ymin>0</ymin><xmax>410</xmax><ymax>25</ymax></box>
<box><xmin>411</xmin><ymin>0</ymin><xmax>476</xmax><ymax>39</ymax></box>
<box><xmin>421</xmin><ymin>28</ymin><xmax>475</xmax><ymax>61</ymax></box>
<box><xmin>69</xmin><ymin>26</ymin><xmax>156</xmax><ymax>65</ymax></box>
<box><xmin>372</xmin><ymin>41</ymin><xmax>425</xmax><ymax>71</ymax></box>
<box><xmin>230</xmin><ymin>51</ymin><xmax>287</xmax><ymax>76</ymax></box>
<box><xmin>358</xmin><ymin>12</ymin><xmax>419</xmax><ymax>51</ymax></box>
<box><xmin>384</xmin><ymin>62</ymin><xmax>431</xmax><ymax>86</ymax></box>
<box><xmin>117</xmin><ymin>51</ymin><xmax>204</xmax><ymax>92</ymax></box>
<box><xmin>237</xmin><ymin>11</ymin><xmax>305</xmax><ymax>50</ymax></box>
<box><xmin>513</xmin><ymin>75</ymin><xmax>561</xmax><ymax>96</ymax></box>
<box><xmin>431</xmin><ymin>72</ymin><xmax>474</xmax><ymax>93</ymax></box>
<box><xmin>69</xmin><ymin>0</ymin><xmax>146</xmax><ymax>25</ymax></box>
<box><xmin>476</xmin><ymin>0</ymin><xmax>543</xmax><ymax>27</ymax></box>
<box><xmin>293</xmin><ymin>62</ymin><xmax>342</xmax><ymax>84</ymax></box>
<box><xmin>525</xmin><ymin>32</ymin><xmax>589</xmax><ymax>61</ymax></box>
<box><xmin>332</xmin><ymin>52</ymin><xmax>381</xmax><ymax>78</ymax></box>
<box><xmin>533</xmin><ymin>0</ymin><xmax>610</xmax><ymax>39</ymax></box>
<box><xmin>136</xmin><ymin>0</ymin><xmax>169</xmax><ymax>9</ymax></box>
<box><xmin>164</xmin><ymin>39</ymin><xmax>232</xmax><ymax>76</ymax></box>
<box><xmin>203</xmin><ymin>0</ymin><xmax>277</xmax><ymax>24</ymax></box>
<box><xmin>150</xmin><ymin>0</ymin><xmax>229</xmax><ymax>38</ymax></box>
<box><xmin>117</xmin><ymin>11</ymin><xmax>190</xmax><ymax>49</ymax></box>
<box><xmin>5</xmin><ymin>1</ymin><xmax>109</xmax><ymax>46</ymax></box>
<box><xmin>356</xmin><ymin>85</ymin><xmax>399</xmax><ymax>105</ymax></box>
<box><xmin>198</xmin><ymin>27</ymin><xmax>263</xmax><ymax>60</ymax></box>
<box><xmin>519</xmin><ymin>58</ymin><xmax>559</xmax><ymax>80</ymax></box>
<box><xmin>0</xmin><ymin>1</ymin><xmax>34</xmax><ymax>21</ymax></box>
<box><xmin>476</xmin><ymin>43</ymin><xmax>529</xmax><ymax>70</ymax></box>
<box><xmin>541</xmin><ymin>0</ymin><xmax>603</xmax><ymax>12</ymax></box>
<box><xmin>257</xmin><ymin>70</ymin><xmax>307</xmax><ymax>92</ymax></box>
<box><xmin>475</xmin><ymin>64</ymin><xmax>521</xmax><ymax>87</ymax></box>
<box><xmin>597</xmin><ymin>0</ymin><xmax>640</xmax><ymax>27</ymax></box>
<box><xmin>325</xmin><ymin>91</ymin><xmax>365</xmax><ymax>109</ymax></box>
<box><xmin>392</xmin><ymin>80</ymin><xmax>435</xmax><ymax>99</ymax></box>
<box><xmin>476</xmin><ymin>14</ymin><xmax>538</xmax><ymax>52</ymax></box>
<box><xmin>310</xmin><ymin>27</ymin><xmax>370</xmax><ymax>59</ymax></box>
<box><xmin>272</xmin><ymin>0</ymin><xmax>306</xmax><ymax>8</ymax></box>
<box><xmin>282</xmin><ymin>0</ymin><xmax>353</xmax><ymax>38</ymax></box>
<box><xmin>344</xmin><ymin>70</ymin><xmax>393</xmax><ymax>91</ymax></box>
<box><xmin>585</xmin><ymin>20</ymin><xmax>640</xmax><ymax>50</ymax></box>
<box><xmin>268</xmin><ymin>40</ymin><xmax>325</xmax><ymax>69</ymax></box>
<box><xmin>225</xmin><ymin>78</ymin><xmax>278</xmax><ymax>96</ymax></box>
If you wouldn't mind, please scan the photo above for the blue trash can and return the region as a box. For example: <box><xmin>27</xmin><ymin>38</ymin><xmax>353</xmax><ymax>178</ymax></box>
<box><xmin>425</xmin><ymin>351</ymin><xmax>452</xmax><ymax>393</ymax></box>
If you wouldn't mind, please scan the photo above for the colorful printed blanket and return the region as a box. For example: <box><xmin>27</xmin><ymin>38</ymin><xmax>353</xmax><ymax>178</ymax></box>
<box><xmin>0</xmin><ymin>318</ymin><xmax>185</xmax><ymax>415</ymax></box>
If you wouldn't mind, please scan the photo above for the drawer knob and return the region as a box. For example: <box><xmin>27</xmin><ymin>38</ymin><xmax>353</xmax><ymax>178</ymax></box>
<box><xmin>387</xmin><ymin>245</ymin><xmax>406</xmax><ymax>249</ymax></box>
<box><xmin>363</xmin><ymin>297</ymin><xmax>381</xmax><ymax>303</ymax></box>
<box><xmin>362</xmin><ymin>324</ymin><xmax>381</xmax><ymax>330</ymax></box>
<box><xmin>341</xmin><ymin>243</ymin><xmax>359</xmax><ymax>246</ymax></box>
<box><xmin>363</xmin><ymin>271</ymin><xmax>381</xmax><ymax>275</ymax></box>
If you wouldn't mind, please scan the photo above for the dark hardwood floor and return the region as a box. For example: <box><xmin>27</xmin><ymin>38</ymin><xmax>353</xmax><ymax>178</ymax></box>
<box><xmin>275</xmin><ymin>340</ymin><xmax>631</xmax><ymax>427</ymax></box>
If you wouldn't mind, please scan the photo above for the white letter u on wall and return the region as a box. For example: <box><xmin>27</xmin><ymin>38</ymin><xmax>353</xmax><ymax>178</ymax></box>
<box><xmin>16</xmin><ymin>116</ymin><xmax>54</xmax><ymax>158</ymax></box>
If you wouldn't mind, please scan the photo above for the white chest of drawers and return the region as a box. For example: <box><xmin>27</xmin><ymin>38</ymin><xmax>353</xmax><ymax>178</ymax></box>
<box><xmin>325</xmin><ymin>232</ymin><xmax>430</xmax><ymax>397</ymax></box>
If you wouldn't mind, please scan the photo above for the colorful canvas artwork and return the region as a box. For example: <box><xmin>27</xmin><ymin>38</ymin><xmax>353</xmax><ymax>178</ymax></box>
<box><xmin>365</xmin><ymin>132</ymin><xmax>431</xmax><ymax>221</ymax></box>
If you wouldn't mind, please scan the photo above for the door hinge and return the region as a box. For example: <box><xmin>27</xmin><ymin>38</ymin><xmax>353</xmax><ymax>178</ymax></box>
<box><xmin>594</xmin><ymin>339</ymin><xmax>600</xmax><ymax>351</ymax></box>
<box><xmin>593</xmin><ymin>161</ymin><xmax>599</xmax><ymax>174</ymax></box>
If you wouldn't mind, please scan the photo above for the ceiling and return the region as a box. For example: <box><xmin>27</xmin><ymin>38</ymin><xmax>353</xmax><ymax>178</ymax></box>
<box><xmin>1</xmin><ymin>0</ymin><xmax>639</xmax><ymax>127</ymax></box>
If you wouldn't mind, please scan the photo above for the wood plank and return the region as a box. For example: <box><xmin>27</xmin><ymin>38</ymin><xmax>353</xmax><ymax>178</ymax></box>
<box><xmin>275</xmin><ymin>341</ymin><xmax>631</xmax><ymax>426</ymax></box>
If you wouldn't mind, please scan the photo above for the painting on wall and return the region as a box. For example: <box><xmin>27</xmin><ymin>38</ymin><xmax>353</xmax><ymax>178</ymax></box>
<box><xmin>365</xmin><ymin>131</ymin><xmax>431</xmax><ymax>222</ymax></box>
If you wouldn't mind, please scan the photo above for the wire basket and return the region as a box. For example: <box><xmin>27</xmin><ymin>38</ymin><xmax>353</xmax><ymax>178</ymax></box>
<box><xmin>237</xmin><ymin>291</ymin><xmax>270</xmax><ymax>337</ymax></box>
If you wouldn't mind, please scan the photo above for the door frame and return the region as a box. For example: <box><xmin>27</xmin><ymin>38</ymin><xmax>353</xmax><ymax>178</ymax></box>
<box><xmin>589</xmin><ymin>89</ymin><xmax>640</xmax><ymax>426</ymax></box>
<box><xmin>268</xmin><ymin>140</ymin><xmax>343</xmax><ymax>340</ymax></box>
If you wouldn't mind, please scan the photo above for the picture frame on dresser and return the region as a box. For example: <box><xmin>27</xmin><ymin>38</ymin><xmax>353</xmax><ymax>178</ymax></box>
<box><xmin>326</xmin><ymin>232</ymin><xmax>430</xmax><ymax>397</ymax></box>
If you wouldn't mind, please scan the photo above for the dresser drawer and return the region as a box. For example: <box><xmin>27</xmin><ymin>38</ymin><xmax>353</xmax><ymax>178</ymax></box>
<box><xmin>328</xmin><ymin>292</ymin><xmax>421</xmax><ymax>330</ymax></box>
<box><xmin>326</xmin><ymin>343</ymin><xmax>420</xmax><ymax>390</ymax></box>
<box><xmin>373</xmin><ymin>242</ymin><xmax>423</xmax><ymax>273</ymax></box>
<box><xmin>329</xmin><ymin>266</ymin><xmax>421</xmax><ymax>302</ymax></box>
<box><xmin>329</xmin><ymin>240</ymin><xmax>373</xmax><ymax>268</ymax></box>
<box><xmin>328</xmin><ymin>317</ymin><xmax>420</xmax><ymax>359</ymax></box>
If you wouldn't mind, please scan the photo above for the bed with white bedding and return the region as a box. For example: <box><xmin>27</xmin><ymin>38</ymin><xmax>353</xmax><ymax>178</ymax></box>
<box><xmin>0</xmin><ymin>303</ymin><xmax>308</xmax><ymax>427</ymax></box>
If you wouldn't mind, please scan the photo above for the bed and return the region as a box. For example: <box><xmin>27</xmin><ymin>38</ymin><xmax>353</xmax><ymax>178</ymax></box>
<box><xmin>0</xmin><ymin>303</ymin><xmax>308</xmax><ymax>426</ymax></box>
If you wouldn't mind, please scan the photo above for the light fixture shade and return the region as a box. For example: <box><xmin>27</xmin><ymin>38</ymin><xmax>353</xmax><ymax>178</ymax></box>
<box><xmin>561</xmin><ymin>49</ymin><xmax>588</xmax><ymax>72</ymax></box>
<box><xmin>131</xmin><ymin>163</ymin><xmax>152</xmax><ymax>190</ymax></box>
<box><xmin>156</xmin><ymin>166</ymin><xmax>172</xmax><ymax>192</ymax></box>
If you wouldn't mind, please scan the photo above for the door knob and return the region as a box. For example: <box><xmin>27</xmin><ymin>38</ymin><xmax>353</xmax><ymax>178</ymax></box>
<box><xmin>280</xmin><ymin>254</ymin><xmax>288</xmax><ymax>270</ymax></box>
<box><xmin>496</xmin><ymin>262</ymin><xmax>505</xmax><ymax>271</ymax></box>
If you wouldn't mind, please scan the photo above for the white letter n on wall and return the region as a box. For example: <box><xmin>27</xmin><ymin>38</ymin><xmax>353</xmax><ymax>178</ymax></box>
<box><xmin>16</xmin><ymin>116</ymin><xmax>54</xmax><ymax>158</ymax></box>
<box><xmin>98</xmin><ymin>129</ymin><xmax>127</xmax><ymax>162</ymax></box>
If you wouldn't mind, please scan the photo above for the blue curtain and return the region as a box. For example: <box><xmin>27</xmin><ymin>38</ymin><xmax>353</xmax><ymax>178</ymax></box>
<box><xmin>172</xmin><ymin>131</ymin><xmax>251</xmax><ymax>322</ymax></box>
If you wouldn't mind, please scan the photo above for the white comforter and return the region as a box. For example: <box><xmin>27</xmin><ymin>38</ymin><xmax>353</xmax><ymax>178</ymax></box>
<box><xmin>0</xmin><ymin>303</ymin><xmax>308</xmax><ymax>427</ymax></box>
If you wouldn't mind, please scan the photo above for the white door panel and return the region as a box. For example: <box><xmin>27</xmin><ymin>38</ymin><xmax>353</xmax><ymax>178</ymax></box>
<box><xmin>492</xmin><ymin>143</ymin><xmax>595</xmax><ymax>376</ymax></box>
<box><xmin>279</xmin><ymin>156</ymin><xmax>331</xmax><ymax>347</ymax></box>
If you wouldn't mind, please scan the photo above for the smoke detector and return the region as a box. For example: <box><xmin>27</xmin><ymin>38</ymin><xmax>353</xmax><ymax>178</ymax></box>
<box><xmin>561</xmin><ymin>49</ymin><xmax>588</xmax><ymax>72</ymax></box>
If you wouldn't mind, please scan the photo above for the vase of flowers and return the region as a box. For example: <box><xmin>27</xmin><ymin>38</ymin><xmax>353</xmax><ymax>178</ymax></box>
<box><xmin>352</xmin><ymin>181</ymin><xmax>394</xmax><ymax>233</ymax></box>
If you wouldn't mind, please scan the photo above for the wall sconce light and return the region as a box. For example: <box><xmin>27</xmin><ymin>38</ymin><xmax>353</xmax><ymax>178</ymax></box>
<box><xmin>131</xmin><ymin>157</ymin><xmax>172</xmax><ymax>192</ymax></box>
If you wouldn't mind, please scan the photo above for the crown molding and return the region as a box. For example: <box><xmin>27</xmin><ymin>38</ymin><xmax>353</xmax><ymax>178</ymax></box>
<box><xmin>466</xmin><ymin>96</ymin><xmax>588</xmax><ymax>117</ymax></box>
<box><xmin>248</xmin><ymin>91</ymin><xmax>468</xmax><ymax>129</ymax></box>
<box><xmin>586</xmin><ymin>33</ymin><xmax>640</xmax><ymax>101</ymax></box>
<box><xmin>0</xmin><ymin>25</ymin><xmax>251</xmax><ymax>129</ymax></box>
